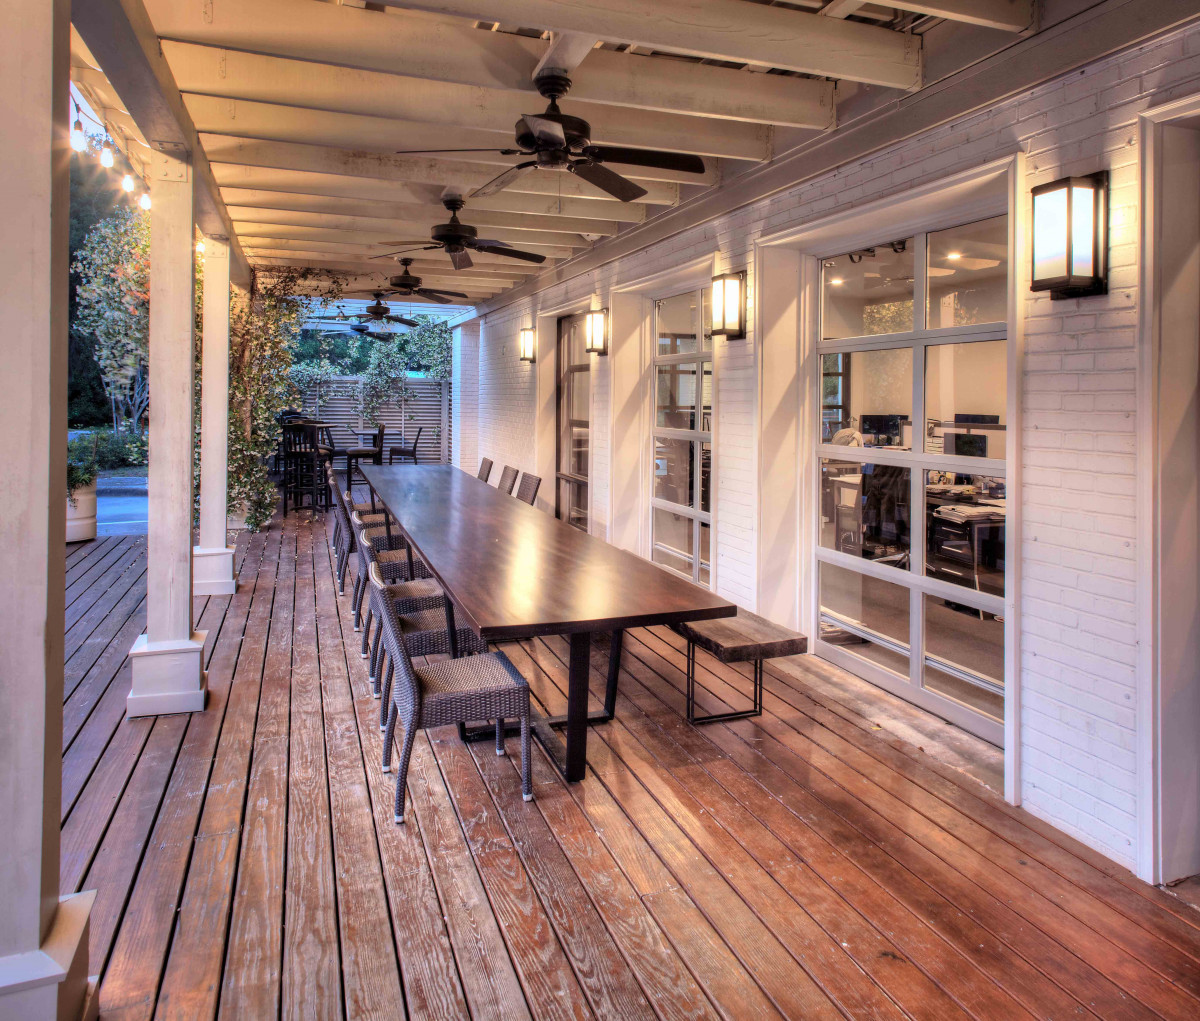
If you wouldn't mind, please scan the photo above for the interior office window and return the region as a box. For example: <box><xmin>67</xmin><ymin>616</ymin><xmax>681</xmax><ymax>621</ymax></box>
<box><xmin>820</xmin><ymin>347</ymin><xmax>914</xmax><ymax>448</ymax></box>
<box><xmin>651</xmin><ymin>288</ymin><xmax>713</xmax><ymax>585</ymax></box>
<box><xmin>556</xmin><ymin>313</ymin><xmax>590</xmax><ymax>530</ymax></box>
<box><xmin>822</xmin><ymin>238</ymin><xmax>915</xmax><ymax>340</ymax></box>
<box><xmin>815</xmin><ymin>214</ymin><xmax>1009</xmax><ymax>742</ymax></box>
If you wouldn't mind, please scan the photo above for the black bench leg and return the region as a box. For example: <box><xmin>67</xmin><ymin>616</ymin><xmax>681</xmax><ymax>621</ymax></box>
<box><xmin>685</xmin><ymin>644</ymin><xmax>766</xmax><ymax>726</ymax></box>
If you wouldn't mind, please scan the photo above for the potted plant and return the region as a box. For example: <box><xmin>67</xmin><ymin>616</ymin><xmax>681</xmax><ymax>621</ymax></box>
<box><xmin>66</xmin><ymin>437</ymin><xmax>99</xmax><ymax>542</ymax></box>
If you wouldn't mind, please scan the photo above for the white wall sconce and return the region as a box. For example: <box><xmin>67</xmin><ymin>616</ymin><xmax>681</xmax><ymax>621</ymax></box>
<box><xmin>518</xmin><ymin>326</ymin><xmax>536</xmax><ymax>363</ymax></box>
<box><xmin>711</xmin><ymin>270</ymin><xmax>747</xmax><ymax>338</ymax></box>
<box><xmin>1031</xmin><ymin>171</ymin><xmax>1108</xmax><ymax>299</ymax></box>
<box><xmin>584</xmin><ymin>308</ymin><xmax>608</xmax><ymax>355</ymax></box>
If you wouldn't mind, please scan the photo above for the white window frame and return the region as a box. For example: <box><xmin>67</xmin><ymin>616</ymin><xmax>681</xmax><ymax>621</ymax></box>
<box><xmin>650</xmin><ymin>289</ymin><xmax>714</xmax><ymax>586</ymax></box>
<box><xmin>755</xmin><ymin>154</ymin><xmax>1026</xmax><ymax>797</ymax></box>
<box><xmin>814</xmin><ymin>225</ymin><xmax>1009</xmax><ymax>746</ymax></box>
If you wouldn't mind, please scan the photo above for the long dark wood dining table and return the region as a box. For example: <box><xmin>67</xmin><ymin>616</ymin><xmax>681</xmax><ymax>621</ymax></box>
<box><xmin>360</xmin><ymin>463</ymin><xmax>737</xmax><ymax>781</ymax></box>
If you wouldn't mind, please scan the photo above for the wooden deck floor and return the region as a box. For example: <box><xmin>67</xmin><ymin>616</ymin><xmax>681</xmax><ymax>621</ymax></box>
<box><xmin>60</xmin><ymin>514</ymin><xmax>1200</xmax><ymax>1020</ymax></box>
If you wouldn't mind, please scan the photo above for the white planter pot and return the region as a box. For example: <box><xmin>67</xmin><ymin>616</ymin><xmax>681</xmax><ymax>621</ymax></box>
<box><xmin>66</xmin><ymin>480</ymin><xmax>97</xmax><ymax>543</ymax></box>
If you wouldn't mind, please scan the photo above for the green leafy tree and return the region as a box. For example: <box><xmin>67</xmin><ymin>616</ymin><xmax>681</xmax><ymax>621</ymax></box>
<box><xmin>72</xmin><ymin>206</ymin><xmax>151</xmax><ymax>433</ymax></box>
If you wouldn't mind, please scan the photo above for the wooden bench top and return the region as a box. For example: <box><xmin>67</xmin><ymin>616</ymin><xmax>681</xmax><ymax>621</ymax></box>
<box><xmin>676</xmin><ymin>609</ymin><xmax>808</xmax><ymax>664</ymax></box>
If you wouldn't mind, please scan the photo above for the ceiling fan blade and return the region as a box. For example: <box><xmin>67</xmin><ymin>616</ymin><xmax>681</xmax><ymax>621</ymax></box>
<box><xmin>415</xmin><ymin>289</ymin><xmax>453</xmax><ymax>304</ymax></box>
<box><xmin>471</xmin><ymin>161</ymin><xmax>537</xmax><ymax>199</ymax></box>
<box><xmin>521</xmin><ymin>114</ymin><xmax>566</xmax><ymax>148</ymax></box>
<box><xmin>472</xmin><ymin>241</ymin><xmax>546</xmax><ymax>264</ymax></box>
<box><xmin>371</xmin><ymin>246</ymin><xmax>432</xmax><ymax>259</ymax></box>
<box><xmin>418</xmin><ymin>287</ymin><xmax>469</xmax><ymax>301</ymax></box>
<box><xmin>472</xmin><ymin>238</ymin><xmax>511</xmax><ymax>248</ymax></box>
<box><xmin>585</xmin><ymin>146</ymin><xmax>706</xmax><ymax>174</ymax></box>
<box><xmin>350</xmin><ymin>324</ymin><xmax>371</xmax><ymax>333</ymax></box>
<box><xmin>572</xmin><ymin>160</ymin><xmax>648</xmax><ymax>202</ymax></box>
<box><xmin>449</xmin><ymin>248</ymin><xmax>474</xmax><ymax>271</ymax></box>
<box><xmin>386</xmin><ymin>315</ymin><xmax>421</xmax><ymax>327</ymax></box>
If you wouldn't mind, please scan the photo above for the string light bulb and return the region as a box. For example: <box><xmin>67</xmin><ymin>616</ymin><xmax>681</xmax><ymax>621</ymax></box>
<box><xmin>139</xmin><ymin>192</ymin><xmax>151</xmax><ymax>211</ymax></box>
<box><xmin>195</xmin><ymin>240</ymin><xmax>205</xmax><ymax>254</ymax></box>
<box><xmin>121</xmin><ymin>174</ymin><xmax>135</xmax><ymax>192</ymax></box>
<box><xmin>70</xmin><ymin>103</ymin><xmax>86</xmax><ymax>153</ymax></box>
<box><xmin>99</xmin><ymin>138</ymin><xmax>114</xmax><ymax>167</ymax></box>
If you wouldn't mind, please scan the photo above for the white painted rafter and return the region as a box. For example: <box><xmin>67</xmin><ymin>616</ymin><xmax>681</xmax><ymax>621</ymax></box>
<box><xmin>142</xmin><ymin>0</ymin><xmax>835</xmax><ymax>127</ymax></box>
<box><xmin>370</xmin><ymin>0</ymin><xmax>922</xmax><ymax>89</ymax></box>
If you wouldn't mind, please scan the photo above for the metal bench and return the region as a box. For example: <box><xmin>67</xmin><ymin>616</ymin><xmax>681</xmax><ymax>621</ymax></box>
<box><xmin>675</xmin><ymin>610</ymin><xmax>808</xmax><ymax>724</ymax></box>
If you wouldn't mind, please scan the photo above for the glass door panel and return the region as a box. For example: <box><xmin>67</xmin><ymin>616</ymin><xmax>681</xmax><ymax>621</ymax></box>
<box><xmin>557</xmin><ymin>313</ymin><xmax>590</xmax><ymax>530</ymax></box>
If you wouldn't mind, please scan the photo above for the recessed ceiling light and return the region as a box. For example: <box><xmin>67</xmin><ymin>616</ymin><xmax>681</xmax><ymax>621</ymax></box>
<box><xmin>947</xmin><ymin>251</ymin><xmax>963</xmax><ymax>260</ymax></box>
<box><xmin>829</xmin><ymin>277</ymin><xmax>844</xmax><ymax>286</ymax></box>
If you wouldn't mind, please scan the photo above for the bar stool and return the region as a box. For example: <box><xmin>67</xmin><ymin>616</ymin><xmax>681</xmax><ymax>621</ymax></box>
<box><xmin>282</xmin><ymin>422</ymin><xmax>328</xmax><ymax>515</ymax></box>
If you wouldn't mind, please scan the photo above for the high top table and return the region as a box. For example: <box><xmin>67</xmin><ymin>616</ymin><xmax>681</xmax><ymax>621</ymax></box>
<box><xmin>361</xmin><ymin>463</ymin><xmax>736</xmax><ymax>781</ymax></box>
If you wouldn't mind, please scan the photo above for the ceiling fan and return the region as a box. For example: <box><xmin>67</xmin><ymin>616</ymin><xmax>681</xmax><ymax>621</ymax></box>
<box><xmin>308</xmin><ymin>294</ymin><xmax>420</xmax><ymax>331</ymax></box>
<box><xmin>383</xmin><ymin>258</ymin><xmax>469</xmax><ymax>304</ymax></box>
<box><xmin>392</xmin><ymin>69</ymin><xmax>706</xmax><ymax>203</ymax></box>
<box><xmin>373</xmin><ymin>196</ymin><xmax>546</xmax><ymax>271</ymax></box>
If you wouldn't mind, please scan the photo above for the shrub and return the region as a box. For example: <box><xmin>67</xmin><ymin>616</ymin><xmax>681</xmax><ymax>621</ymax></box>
<box><xmin>81</xmin><ymin>427</ymin><xmax>149</xmax><ymax>470</ymax></box>
<box><xmin>66</xmin><ymin>437</ymin><xmax>99</xmax><ymax>505</ymax></box>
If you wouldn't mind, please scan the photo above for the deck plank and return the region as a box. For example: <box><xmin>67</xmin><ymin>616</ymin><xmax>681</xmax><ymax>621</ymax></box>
<box><xmin>58</xmin><ymin>513</ymin><xmax>1200</xmax><ymax>1021</ymax></box>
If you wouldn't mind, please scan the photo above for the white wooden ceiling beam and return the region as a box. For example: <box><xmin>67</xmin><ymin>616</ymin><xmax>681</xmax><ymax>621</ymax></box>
<box><xmin>210</xmin><ymin>166</ymin><xmax>648</xmax><ymax>222</ymax></box>
<box><xmin>200</xmin><ymin>136</ymin><xmax>682</xmax><ymax>204</ymax></box>
<box><xmin>879</xmin><ymin>1</ymin><xmax>1034</xmax><ymax>32</ymax></box>
<box><xmin>371</xmin><ymin>0</ymin><xmax>921</xmax><ymax>88</ymax></box>
<box><xmin>245</xmin><ymin>253</ymin><xmax>534</xmax><ymax>281</ymax></box>
<box><xmin>240</xmin><ymin>236</ymin><xmax>558</xmax><ymax>266</ymax></box>
<box><xmin>163</xmin><ymin>42</ymin><xmax>770</xmax><ymax>161</ymax></box>
<box><xmin>71</xmin><ymin>0</ymin><xmax>252</xmax><ymax>285</ymax></box>
<box><xmin>236</xmin><ymin>225</ymin><xmax>577</xmax><ymax>259</ymax></box>
<box><xmin>229</xmin><ymin>210</ymin><xmax>589</xmax><ymax>250</ymax></box>
<box><xmin>221</xmin><ymin>190</ymin><xmax>621</xmax><ymax>236</ymax></box>
<box><xmin>142</xmin><ymin>0</ymin><xmax>835</xmax><ymax>127</ymax></box>
<box><xmin>820</xmin><ymin>0</ymin><xmax>866</xmax><ymax>17</ymax></box>
<box><xmin>254</xmin><ymin>267</ymin><xmax>490</xmax><ymax>302</ymax></box>
<box><xmin>182</xmin><ymin>95</ymin><xmax>721</xmax><ymax>185</ymax></box>
<box><xmin>534</xmin><ymin>31</ymin><xmax>600</xmax><ymax>76</ymax></box>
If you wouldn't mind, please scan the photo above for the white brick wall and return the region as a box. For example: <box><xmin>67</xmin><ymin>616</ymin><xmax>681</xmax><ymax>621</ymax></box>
<box><xmin>453</xmin><ymin>23</ymin><xmax>1200</xmax><ymax>871</ymax></box>
<box><xmin>476</xmin><ymin>312</ymin><xmax>537</xmax><ymax>480</ymax></box>
<box><xmin>451</xmin><ymin>321</ymin><xmax>479</xmax><ymax>473</ymax></box>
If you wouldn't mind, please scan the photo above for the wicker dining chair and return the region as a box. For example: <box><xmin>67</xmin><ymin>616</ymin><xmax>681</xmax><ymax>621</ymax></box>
<box><xmin>372</xmin><ymin>564</ymin><xmax>533</xmax><ymax>821</ymax></box>
<box><xmin>514</xmin><ymin>472</ymin><xmax>541</xmax><ymax>505</ymax></box>
<box><xmin>349</xmin><ymin>507</ymin><xmax>430</xmax><ymax>635</ymax></box>
<box><xmin>477</xmin><ymin>458</ymin><xmax>493</xmax><ymax>482</ymax></box>
<box><xmin>497</xmin><ymin>464</ymin><xmax>518</xmax><ymax>495</ymax></box>
<box><xmin>355</xmin><ymin>522</ymin><xmax>438</xmax><ymax>684</ymax></box>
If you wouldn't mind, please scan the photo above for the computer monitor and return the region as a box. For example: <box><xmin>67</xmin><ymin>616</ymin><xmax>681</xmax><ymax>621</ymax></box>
<box><xmin>946</xmin><ymin>432</ymin><xmax>988</xmax><ymax>457</ymax></box>
<box><xmin>860</xmin><ymin>414</ymin><xmax>902</xmax><ymax>444</ymax></box>
<box><xmin>954</xmin><ymin>413</ymin><xmax>1000</xmax><ymax>425</ymax></box>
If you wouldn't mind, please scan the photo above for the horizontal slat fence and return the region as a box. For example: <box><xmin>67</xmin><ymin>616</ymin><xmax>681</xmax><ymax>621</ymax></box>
<box><xmin>299</xmin><ymin>376</ymin><xmax>451</xmax><ymax>463</ymax></box>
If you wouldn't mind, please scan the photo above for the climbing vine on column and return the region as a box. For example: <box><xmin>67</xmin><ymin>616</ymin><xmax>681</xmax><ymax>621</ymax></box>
<box><xmin>227</xmin><ymin>268</ymin><xmax>344</xmax><ymax>531</ymax></box>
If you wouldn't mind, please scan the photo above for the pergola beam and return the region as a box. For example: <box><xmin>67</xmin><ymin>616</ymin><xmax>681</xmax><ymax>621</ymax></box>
<box><xmin>246</xmin><ymin>253</ymin><xmax>532</xmax><ymax>283</ymax></box>
<box><xmin>163</xmin><ymin>42</ymin><xmax>770</xmax><ymax>162</ymax></box>
<box><xmin>236</xmin><ymin>224</ymin><xmax>578</xmax><ymax>260</ymax></box>
<box><xmin>211</xmin><ymin>166</ymin><xmax>649</xmax><ymax>222</ymax></box>
<box><xmin>200</xmin><ymin>136</ymin><xmax>681</xmax><ymax>205</ymax></box>
<box><xmin>142</xmin><ymin>0</ymin><xmax>835</xmax><ymax>127</ymax></box>
<box><xmin>72</xmin><ymin>0</ymin><xmax>251</xmax><ymax>284</ymax></box>
<box><xmin>877</xmin><ymin>1</ymin><xmax>1034</xmax><ymax>32</ymax></box>
<box><xmin>223</xmin><ymin>192</ymin><xmax>621</xmax><ymax>236</ymax></box>
<box><xmin>373</xmin><ymin>0</ymin><xmax>921</xmax><ymax>89</ymax></box>
<box><xmin>230</xmin><ymin>211</ymin><xmax>589</xmax><ymax>251</ymax></box>
<box><xmin>258</xmin><ymin>269</ymin><xmax>487</xmax><ymax>303</ymax></box>
<box><xmin>182</xmin><ymin>95</ymin><xmax>721</xmax><ymax>185</ymax></box>
<box><xmin>238</xmin><ymin>235</ymin><xmax>563</xmax><ymax>266</ymax></box>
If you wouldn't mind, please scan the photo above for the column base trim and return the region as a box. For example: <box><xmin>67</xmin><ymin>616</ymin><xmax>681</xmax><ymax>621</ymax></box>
<box><xmin>0</xmin><ymin>891</ymin><xmax>96</xmax><ymax>1021</ymax></box>
<box><xmin>192</xmin><ymin>545</ymin><xmax>237</xmax><ymax>595</ymax></box>
<box><xmin>127</xmin><ymin>632</ymin><xmax>208</xmax><ymax>718</ymax></box>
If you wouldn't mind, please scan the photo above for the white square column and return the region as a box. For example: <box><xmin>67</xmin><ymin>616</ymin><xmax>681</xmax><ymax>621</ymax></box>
<box><xmin>128</xmin><ymin>147</ymin><xmax>206</xmax><ymax>718</ymax></box>
<box><xmin>0</xmin><ymin>1</ymin><xmax>96</xmax><ymax>1017</ymax></box>
<box><xmin>192</xmin><ymin>237</ymin><xmax>236</xmax><ymax>596</ymax></box>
